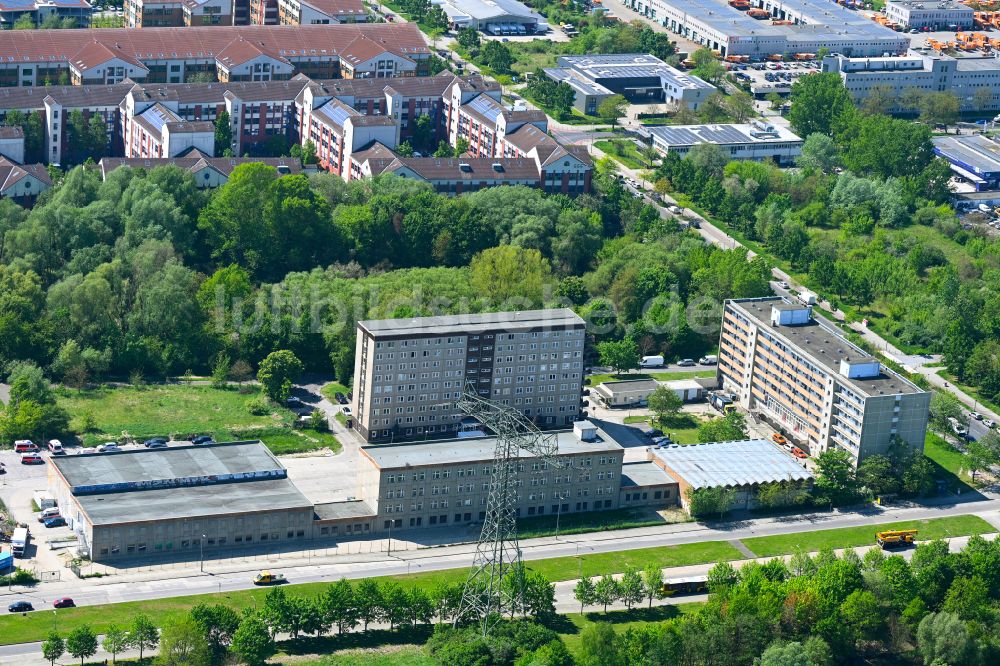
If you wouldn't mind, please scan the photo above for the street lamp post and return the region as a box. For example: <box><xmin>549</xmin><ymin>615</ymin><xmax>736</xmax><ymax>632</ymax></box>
<box><xmin>200</xmin><ymin>534</ymin><xmax>206</xmax><ymax>573</ymax></box>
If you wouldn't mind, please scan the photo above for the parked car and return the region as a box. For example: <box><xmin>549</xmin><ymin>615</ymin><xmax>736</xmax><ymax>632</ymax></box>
<box><xmin>342</xmin><ymin>407</ymin><xmax>352</xmax><ymax>416</ymax></box>
<box><xmin>776</xmin><ymin>280</ymin><xmax>789</xmax><ymax>289</ymax></box>
<box><xmin>7</xmin><ymin>601</ymin><xmax>33</xmax><ymax>613</ymax></box>
<box><xmin>143</xmin><ymin>437</ymin><xmax>168</xmax><ymax>448</ymax></box>
<box><xmin>79</xmin><ymin>447</ymin><xmax>98</xmax><ymax>455</ymax></box>
<box><xmin>970</xmin><ymin>411</ymin><xmax>983</xmax><ymax>421</ymax></box>
<box><xmin>53</xmin><ymin>598</ymin><xmax>74</xmax><ymax>608</ymax></box>
<box><xmin>190</xmin><ymin>435</ymin><xmax>213</xmax><ymax>445</ymax></box>
<box><xmin>286</xmin><ymin>396</ymin><xmax>304</xmax><ymax>408</ymax></box>
<box><xmin>13</xmin><ymin>440</ymin><xmax>38</xmax><ymax>453</ymax></box>
<box><xmin>96</xmin><ymin>443</ymin><xmax>121</xmax><ymax>452</ymax></box>
<box><xmin>790</xmin><ymin>447</ymin><xmax>808</xmax><ymax>459</ymax></box>
<box><xmin>43</xmin><ymin>517</ymin><xmax>66</xmax><ymax>528</ymax></box>
<box><xmin>984</xmin><ymin>419</ymin><xmax>995</xmax><ymax>429</ymax></box>
<box><xmin>677</xmin><ymin>358</ymin><xmax>696</xmax><ymax>367</ymax></box>
<box><xmin>20</xmin><ymin>453</ymin><xmax>44</xmax><ymax>465</ymax></box>
<box><xmin>47</xmin><ymin>440</ymin><xmax>65</xmax><ymax>455</ymax></box>
<box><xmin>38</xmin><ymin>508</ymin><xmax>60</xmax><ymax>522</ymax></box>
<box><xmin>772</xmin><ymin>433</ymin><xmax>788</xmax><ymax>446</ymax></box>
<box><xmin>335</xmin><ymin>392</ymin><xmax>347</xmax><ymax>404</ymax></box>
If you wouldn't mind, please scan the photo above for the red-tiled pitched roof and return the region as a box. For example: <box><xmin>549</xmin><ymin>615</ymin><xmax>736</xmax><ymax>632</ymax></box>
<box><xmin>71</xmin><ymin>40</ymin><xmax>148</xmax><ymax>73</ymax></box>
<box><xmin>340</xmin><ymin>34</ymin><xmax>411</xmax><ymax>67</ymax></box>
<box><xmin>0</xmin><ymin>24</ymin><xmax>428</xmax><ymax>66</ymax></box>
<box><xmin>216</xmin><ymin>37</ymin><xmax>290</xmax><ymax>69</ymax></box>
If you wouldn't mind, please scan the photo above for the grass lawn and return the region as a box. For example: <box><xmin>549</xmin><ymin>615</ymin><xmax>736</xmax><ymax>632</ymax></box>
<box><xmin>290</xmin><ymin>646</ymin><xmax>433</xmax><ymax>666</ymax></box>
<box><xmin>742</xmin><ymin>515</ymin><xmax>994</xmax><ymax>558</ymax></box>
<box><xmin>517</xmin><ymin>507</ymin><xmax>679</xmax><ymax>539</ymax></box>
<box><xmin>924</xmin><ymin>431</ymin><xmax>980</xmax><ymax>491</ymax></box>
<box><xmin>587</xmin><ymin>370</ymin><xmax>716</xmax><ymax>385</ymax></box>
<box><xmin>60</xmin><ymin>384</ymin><xmax>338</xmax><ymax>455</ymax></box>
<box><xmin>622</xmin><ymin>413</ymin><xmax>704</xmax><ymax>445</ymax></box>
<box><xmin>1</xmin><ymin>513</ymin><xmax>991</xmax><ymax>645</ymax></box>
<box><xmin>593</xmin><ymin>139</ymin><xmax>651</xmax><ymax>170</ymax></box>
<box><xmin>320</xmin><ymin>381</ymin><xmax>351</xmax><ymax>402</ymax></box>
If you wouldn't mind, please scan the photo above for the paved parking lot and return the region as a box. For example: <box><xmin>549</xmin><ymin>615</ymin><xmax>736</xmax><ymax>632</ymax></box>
<box><xmin>730</xmin><ymin>60</ymin><xmax>820</xmax><ymax>97</ymax></box>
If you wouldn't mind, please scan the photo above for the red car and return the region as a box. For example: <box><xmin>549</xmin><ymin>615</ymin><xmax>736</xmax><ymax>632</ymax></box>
<box><xmin>53</xmin><ymin>598</ymin><xmax>74</xmax><ymax>608</ymax></box>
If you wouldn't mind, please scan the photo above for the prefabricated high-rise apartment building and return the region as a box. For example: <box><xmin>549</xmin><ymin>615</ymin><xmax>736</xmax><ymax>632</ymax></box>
<box><xmin>718</xmin><ymin>297</ymin><xmax>930</xmax><ymax>465</ymax></box>
<box><xmin>352</xmin><ymin>309</ymin><xmax>587</xmax><ymax>443</ymax></box>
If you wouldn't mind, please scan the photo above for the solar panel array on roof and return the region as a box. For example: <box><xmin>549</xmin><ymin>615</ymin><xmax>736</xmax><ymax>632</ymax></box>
<box><xmin>315</xmin><ymin>101</ymin><xmax>356</xmax><ymax>127</ymax></box>
<box><xmin>466</xmin><ymin>94</ymin><xmax>503</xmax><ymax>123</ymax></box>
<box><xmin>139</xmin><ymin>104</ymin><xmax>182</xmax><ymax>134</ymax></box>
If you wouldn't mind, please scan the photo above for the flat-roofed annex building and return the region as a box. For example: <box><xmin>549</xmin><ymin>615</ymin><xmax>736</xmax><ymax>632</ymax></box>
<box><xmin>47</xmin><ymin>441</ymin><xmax>316</xmax><ymax>561</ymax></box>
<box><xmin>718</xmin><ymin>297</ymin><xmax>930</xmax><ymax>464</ymax></box>
<box><xmin>648</xmin><ymin>121</ymin><xmax>803</xmax><ymax>166</ymax></box>
<box><xmin>358</xmin><ymin>421</ymin><xmax>641</xmax><ymax>531</ymax></box>
<box><xmin>352</xmin><ymin>309</ymin><xmax>587</xmax><ymax>443</ymax></box>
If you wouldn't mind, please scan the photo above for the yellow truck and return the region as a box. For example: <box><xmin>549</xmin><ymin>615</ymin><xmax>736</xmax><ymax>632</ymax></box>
<box><xmin>253</xmin><ymin>570</ymin><xmax>288</xmax><ymax>586</ymax></box>
<box><xmin>876</xmin><ymin>529</ymin><xmax>917</xmax><ymax>549</ymax></box>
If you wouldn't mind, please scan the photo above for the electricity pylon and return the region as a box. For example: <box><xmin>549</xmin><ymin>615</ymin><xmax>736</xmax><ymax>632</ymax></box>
<box><xmin>452</xmin><ymin>383</ymin><xmax>562</xmax><ymax>635</ymax></box>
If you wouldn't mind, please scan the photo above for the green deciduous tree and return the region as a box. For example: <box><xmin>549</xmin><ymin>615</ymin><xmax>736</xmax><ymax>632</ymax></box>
<box><xmin>189</xmin><ymin>603</ymin><xmax>240</xmax><ymax>661</ymax></box>
<box><xmin>156</xmin><ymin>617</ymin><xmax>211</xmax><ymax>666</ymax></box>
<box><xmin>686</xmin><ymin>485</ymin><xmax>737</xmax><ymax>519</ymax></box>
<box><xmin>593</xmin><ymin>574</ymin><xmax>620</xmax><ymax>613</ymax></box>
<box><xmin>597</xmin><ymin>339</ymin><xmax>640</xmax><ymax>376</ymax></box>
<box><xmin>697</xmin><ymin>411</ymin><xmax>748</xmax><ymax>443</ymax></box>
<box><xmin>574</xmin><ymin>575</ymin><xmax>596</xmax><ymax>613</ymax></box>
<box><xmin>813</xmin><ymin>449</ymin><xmax>857</xmax><ymax>506</ymax></box>
<box><xmin>129</xmin><ymin>613</ymin><xmax>160</xmax><ymax>661</ymax></box>
<box><xmin>41</xmin><ymin>632</ymin><xmax>64</xmax><ymax>666</ymax></box>
<box><xmin>647</xmin><ymin>385</ymin><xmax>683</xmax><ymax>425</ymax></box>
<box><xmin>230</xmin><ymin>612</ymin><xmax>274</xmax><ymax>666</ymax></box>
<box><xmin>66</xmin><ymin>625</ymin><xmax>98</xmax><ymax>665</ymax></box>
<box><xmin>256</xmin><ymin>349</ymin><xmax>303</xmax><ymax>402</ymax></box>
<box><xmin>788</xmin><ymin>73</ymin><xmax>854</xmax><ymax>137</ymax></box>
<box><xmin>597</xmin><ymin>95</ymin><xmax>628</xmax><ymax>130</ymax></box>
<box><xmin>642</xmin><ymin>564</ymin><xmax>664</xmax><ymax>608</ymax></box>
<box><xmin>917</xmin><ymin>611</ymin><xmax>981</xmax><ymax>665</ymax></box>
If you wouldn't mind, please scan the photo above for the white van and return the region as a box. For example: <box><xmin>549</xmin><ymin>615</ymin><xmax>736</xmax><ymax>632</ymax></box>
<box><xmin>47</xmin><ymin>439</ymin><xmax>64</xmax><ymax>455</ymax></box>
<box><xmin>698</xmin><ymin>355</ymin><xmax>718</xmax><ymax>365</ymax></box>
<box><xmin>640</xmin><ymin>355</ymin><xmax>664</xmax><ymax>368</ymax></box>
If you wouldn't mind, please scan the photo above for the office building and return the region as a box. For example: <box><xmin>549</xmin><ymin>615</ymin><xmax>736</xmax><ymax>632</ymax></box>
<box><xmin>650</xmin><ymin>439</ymin><xmax>813</xmax><ymax>511</ymax></box>
<box><xmin>932</xmin><ymin>134</ymin><xmax>1000</xmax><ymax>191</ymax></box>
<box><xmin>358</xmin><ymin>422</ymin><xmax>653</xmax><ymax>531</ymax></box>
<box><xmin>718</xmin><ymin>297</ymin><xmax>930</xmax><ymax>464</ymax></box>
<box><xmin>0</xmin><ymin>23</ymin><xmax>429</xmax><ymax>88</ymax></box>
<box><xmin>622</xmin><ymin>0</ymin><xmax>908</xmax><ymax>58</ymax></box>
<box><xmin>544</xmin><ymin>54</ymin><xmax>714</xmax><ymax>115</ymax></box>
<box><xmin>125</xmin><ymin>0</ymin><xmax>365</xmax><ymax>26</ymax></box>
<box><xmin>352</xmin><ymin>309</ymin><xmax>587</xmax><ymax>443</ymax></box>
<box><xmin>823</xmin><ymin>49</ymin><xmax>1000</xmax><ymax>113</ymax></box>
<box><xmin>438</xmin><ymin>0</ymin><xmax>544</xmax><ymax>34</ymax></box>
<box><xmin>885</xmin><ymin>0</ymin><xmax>973</xmax><ymax>30</ymax></box>
<box><xmin>0</xmin><ymin>0</ymin><xmax>91</xmax><ymax>28</ymax></box>
<box><xmin>648</xmin><ymin>121</ymin><xmax>803</xmax><ymax>165</ymax></box>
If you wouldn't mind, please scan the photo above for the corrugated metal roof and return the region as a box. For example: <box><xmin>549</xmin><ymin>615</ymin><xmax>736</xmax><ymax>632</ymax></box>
<box><xmin>653</xmin><ymin>439</ymin><xmax>812</xmax><ymax>489</ymax></box>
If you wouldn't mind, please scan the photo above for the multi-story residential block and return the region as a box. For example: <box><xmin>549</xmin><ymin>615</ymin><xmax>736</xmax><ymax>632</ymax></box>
<box><xmin>99</xmin><ymin>154</ymin><xmax>301</xmax><ymax>186</ymax></box>
<box><xmin>352</xmin><ymin>309</ymin><xmax>587</xmax><ymax>443</ymax></box>
<box><xmin>822</xmin><ymin>49</ymin><xmax>1000</xmax><ymax>114</ymax></box>
<box><xmin>718</xmin><ymin>297</ymin><xmax>930</xmax><ymax>464</ymax></box>
<box><xmin>1</xmin><ymin>72</ymin><xmax>591</xmax><ymax>192</ymax></box>
<box><xmin>544</xmin><ymin>54</ymin><xmax>714</xmax><ymax>115</ymax></box>
<box><xmin>183</xmin><ymin>0</ymin><xmax>235</xmax><ymax>26</ymax></box>
<box><xmin>358</xmin><ymin>422</ymin><xmax>633</xmax><ymax>531</ymax></box>
<box><xmin>0</xmin><ymin>0</ymin><xmax>91</xmax><ymax>29</ymax></box>
<box><xmin>278</xmin><ymin>0</ymin><xmax>366</xmax><ymax>25</ymax></box>
<box><xmin>0</xmin><ymin>23</ymin><xmax>429</xmax><ymax>88</ymax></box>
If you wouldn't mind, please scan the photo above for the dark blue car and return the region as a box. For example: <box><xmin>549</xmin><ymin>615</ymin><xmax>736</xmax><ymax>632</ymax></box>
<box><xmin>43</xmin><ymin>517</ymin><xmax>67</xmax><ymax>528</ymax></box>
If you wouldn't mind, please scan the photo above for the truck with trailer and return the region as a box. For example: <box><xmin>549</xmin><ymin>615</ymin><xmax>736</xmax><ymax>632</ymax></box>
<box><xmin>877</xmin><ymin>529</ymin><xmax>917</xmax><ymax>549</ymax></box>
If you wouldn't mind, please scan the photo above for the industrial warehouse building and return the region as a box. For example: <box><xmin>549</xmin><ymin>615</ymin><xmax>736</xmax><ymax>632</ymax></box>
<box><xmin>648</xmin><ymin>122</ymin><xmax>803</xmax><ymax>165</ymax></box>
<box><xmin>933</xmin><ymin>134</ymin><xmax>1000</xmax><ymax>191</ymax></box>
<box><xmin>438</xmin><ymin>0</ymin><xmax>545</xmax><ymax>34</ymax></box>
<box><xmin>46</xmin><ymin>421</ymin><xmax>682</xmax><ymax>561</ymax></box>
<box><xmin>718</xmin><ymin>297</ymin><xmax>930</xmax><ymax>465</ymax></box>
<box><xmin>47</xmin><ymin>442</ymin><xmax>317</xmax><ymax>561</ymax></box>
<box><xmin>543</xmin><ymin>54</ymin><xmax>714</xmax><ymax>115</ymax></box>
<box><xmin>650</xmin><ymin>439</ymin><xmax>813</xmax><ymax>512</ymax></box>
<box><xmin>622</xmin><ymin>0</ymin><xmax>908</xmax><ymax>58</ymax></box>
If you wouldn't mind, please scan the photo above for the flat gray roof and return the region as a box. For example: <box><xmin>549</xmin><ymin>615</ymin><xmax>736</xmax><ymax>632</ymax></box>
<box><xmin>556</xmin><ymin>54</ymin><xmax>715</xmax><ymax>91</ymax></box>
<box><xmin>363</xmin><ymin>423</ymin><xmax>623</xmax><ymax>469</ymax></box>
<box><xmin>51</xmin><ymin>441</ymin><xmax>285</xmax><ymax>493</ymax></box>
<box><xmin>543</xmin><ymin>67</ymin><xmax>611</xmax><ymax>97</ymax></box>
<box><xmin>934</xmin><ymin>134</ymin><xmax>1000</xmax><ymax>174</ymax></box>
<box><xmin>358</xmin><ymin>308</ymin><xmax>584</xmax><ymax>338</ymax></box>
<box><xmin>76</xmin><ymin>478</ymin><xmax>313</xmax><ymax>526</ymax></box>
<box><xmin>620</xmin><ymin>461</ymin><xmax>675</xmax><ymax>488</ymax></box>
<box><xmin>653</xmin><ymin>439</ymin><xmax>813</xmax><ymax>490</ymax></box>
<box><xmin>649</xmin><ymin>123</ymin><xmax>802</xmax><ymax>147</ymax></box>
<box><xmin>314</xmin><ymin>500</ymin><xmax>376</xmax><ymax>521</ymax></box>
<box><xmin>730</xmin><ymin>297</ymin><xmax>923</xmax><ymax>396</ymax></box>
<box><xmin>887</xmin><ymin>0</ymin><xmax>970</xmax><ymax>9</ymax></box>
<box><xmin>596</xmin><ymin>379</ymin><xmax>659</xmax><ymax>395</ymax></box>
